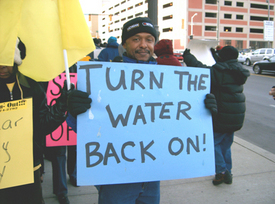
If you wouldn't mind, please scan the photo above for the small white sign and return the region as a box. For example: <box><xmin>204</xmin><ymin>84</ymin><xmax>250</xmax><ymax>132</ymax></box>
<box><xmin>264</xmin><ymin>21</ymin><xmax>274</xmax><ymax>41</ymax></box>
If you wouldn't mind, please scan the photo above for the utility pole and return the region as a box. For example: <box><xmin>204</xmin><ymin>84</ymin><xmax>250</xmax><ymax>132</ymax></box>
<box><xmin>148</xmin><ymin>0</ymin><xmax>159</xmax><ymax>41</ymax></box>
<box><xmin>267</xmin><ymin>0</ymin><xmax>271</xmax><ymax>47</ymax></box>
<box><xmin>217</xmin><ymin>0</ymin><xmax>220</xmax><ymax>42</ymax></box>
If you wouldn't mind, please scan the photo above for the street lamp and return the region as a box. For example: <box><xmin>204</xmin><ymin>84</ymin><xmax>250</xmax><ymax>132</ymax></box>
<box><xmin>190</xmin><ymin>13</ymin><xmax>197</xmax><ymax>39</ymax></box>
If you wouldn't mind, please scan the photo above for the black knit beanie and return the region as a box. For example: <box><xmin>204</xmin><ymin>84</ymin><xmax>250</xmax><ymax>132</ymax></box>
<box><xmin>122</xmin><ymin>17</ymin><xmax>157</xmax><ymax>45</ymax></box>
<box><xmin>218</xmin><ymin>46</ymin><xmax>239</xmax><ymax>62</ymax></box>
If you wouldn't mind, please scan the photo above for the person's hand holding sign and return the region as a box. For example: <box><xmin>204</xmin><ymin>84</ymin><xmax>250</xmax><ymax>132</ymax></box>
<box><xmin>67</xmin><ymin>87</ymin><xmax>92</xmax><ymax>118</ymax></box>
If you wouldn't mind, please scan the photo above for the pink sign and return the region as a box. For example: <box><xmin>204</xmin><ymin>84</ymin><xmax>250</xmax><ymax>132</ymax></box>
<box><xmin>46</xmin><ymin>73</ymin><xmax>77</xmax><ymax>147</ymax></box>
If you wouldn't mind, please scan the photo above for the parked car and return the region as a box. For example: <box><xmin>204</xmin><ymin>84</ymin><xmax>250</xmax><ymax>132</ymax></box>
<box><xmin>173</xmin><ymin>53</ymin><xmax>183</xmax><ymax>61</ymax></box>
<box><xmin>237</xmin><ymin>53</ymin><xmax>246</xmax><ymax>64</ymax></box>
<box><xmin>239</xmin><ymin>48</ymin><xmax>254</xmax><ymax>55</ymax></box>
<box><xmin>244</xmin><ymin>48</ymin><xmax>275</xmax><ymax>66</ymax></box>
<box><xmin>252</xmin><ymin>55</ymin><xmax>275</xmax><ymax>74</ymax></box>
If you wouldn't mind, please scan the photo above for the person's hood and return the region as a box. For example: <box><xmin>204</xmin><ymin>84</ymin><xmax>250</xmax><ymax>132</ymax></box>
<box><xmin>214</xmin><ymin>60</ymin><xmax>250</xmax><ymax>85</ymax></box>
<box><xmin>107</xmin><ymin>42</ymin><xmax>119</xmax><ymax>48</ymax></box>
<box><xmin>154</xmin><ymin>39</ymin><xmax>173</xmax><ymax>56</ymax></box>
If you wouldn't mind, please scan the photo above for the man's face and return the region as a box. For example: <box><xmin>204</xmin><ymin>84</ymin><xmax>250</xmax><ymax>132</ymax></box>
<box><xmin>123</xmin><ymin>32</ymin><xmax>155</xmax><ymax>61</ymax></box>
<box><xmin>0</xmin><ymin>66</ymin><xmax>14</xmax><ymax>79</ymax></box>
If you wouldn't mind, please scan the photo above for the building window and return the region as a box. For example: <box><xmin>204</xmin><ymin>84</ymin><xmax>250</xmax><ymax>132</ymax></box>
<box><xmin>102</xmin><ymin>17</ymin><xmax>105</xmax><ymax>20</ymax></box>
<box><xmin>103</xmin><ymin>11</ymin><xmax>105</xmax><ymax>13</ymax></box>
<box><xmin>163</xmin><ymin>2</ymin><xmax>173</xmax><ymax>8</ymax></box>
<box><xmin>205</xmin><ymin>12</ymin><xmax>217</xmax><ymax>18</ymax></box>
<box><xmin>145</xmin><ymin>10</ymin><xmax>148</xmax><ymax>14</ymax></box>
<box><xmin>121</xmin><ymin>0</ymin><xmax>126</xmax><ymax>4</ymax></box>
<box><xmin>121</xmin><ymin>9</ymin><xmax>126</xmax><ymax>13</ymax></box>
<box><xmin>205</xmin><ymin>0</ymin><xmax>217</xmax><ymax>4</ymax></box>
<box><xmin>128</xmin><ymin>6</ymin><xmax>133</xmax><ymax>10</ymax></box>
<box><xmin>128</xmin><ymin>15</ymin><xmax>133</xmax><ymax>19</ymax></box>
<box><xmin>236</xmin><ymin>2</ymin><xmax>243</xmax><ymax>7</ymax></box>
<box><xmin>224</xmin><ymin>14</ymin><xmax>232</xmax><ymax>19</ymax></box>
<box><xmin>224</xmin><ymin>27</ymin><xmax>231</xmax><ymax>32</ymax></box>
<box><xmin>236</xmin><ymin>15</ymin><xmax>243</xmax><ymax>20</ymax></box>
<box><xmin>251</xmin><ymin>16</ymin><xmax>270</xmax><ymax>21</ymax></box>
<box><xmin>102</xmin><ymin>25</ymin><xmax>106</xmax><ymax>27</ymax></box>
<box><xmin>115</xmin><ymin>20</ymin><xmax>120</xmax><ymax>23</ymax></box>
<box><xmin>109</xmin><ymin>6</ymin><xmax>113</xmax><ymax>10</ymax></box>
<box><xmin>163</xmin><ymin>27</ymin><xmax>173</xmax><ymax>32</ymax></box>
<box><xmin>121</xmin><ymin>17</ymin><xmax>126</xmax><ymax>21</ymax></box>
<box><xmin>251</xmin><ymin>3</ymin><xmax>274</xmax><ymax>10</ymax></box>
<box><xmin>205</xmin><ymin>26</ymin><xmax>216</xmax><ymax>31</ymax></box>
<box><xmin>236</xmin><ymin>27</ymin><xmax>243</xmax><ymax>32</ymax></box>
<box><xmin>251</xmin><ymin>3</ymin><xmax>267</xmax><ymax>9</ymax></box>
<box><xmin>224</xmin><ymin>1</ymin><xmax>232</xmax><ymax>6</ymax></box>
<box><xmin>224</xmin><ymin>40</ymin><xmax>231</xmax><ymax>46</ymax></box>
<box><xmin>250</xmin><ymin>28</ymin><xmax>263</xmax><ymax>33</ymax></box>
<box><xmin>135</xmin><ymin>12</ymin><xmax>143</xmax><ymax>17</ymax></box>
<box><xmin>135</xmin><ymin>2</ymin><xmax>143</xmax><ymax>7</ymax></box>
<box><xmin>115</xmin><ymin>28</ymin><xmax>120</xmax><ymax>31</ymax></box>
<box><xmin>236</xmin><ymin>40</ymin><xmax>243</xmax><ymax>50</ymax></box>
<box><xmin>115</xmin><ymin>12</ymin><xmax>119</xmax><ymax>16</ymax></box>
<box><xmin>163</xmin><ymin>15</ymin><xmax>173</xmax><ymax>20</ymax></box>
<box><xmin>103</xmin><ymin>31</ymin><xmax>105</xmax><ymax>34</ymax></box>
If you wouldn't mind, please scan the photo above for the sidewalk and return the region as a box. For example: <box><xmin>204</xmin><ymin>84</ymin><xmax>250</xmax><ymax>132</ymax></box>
<box><xmin>42</xmin><ymin>136</ymin><xmax>275</xmax><ymax>204</ymax></box>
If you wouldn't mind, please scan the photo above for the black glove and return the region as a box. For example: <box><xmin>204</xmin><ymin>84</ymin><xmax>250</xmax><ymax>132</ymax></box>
<box><xmin>210</xmin><ymin>48</ymin><xmax>220</xmax><ymax>62</ymax></box>
<box><xmin>67</xmin><ymin>90</ymin><xmax>92</xmax><ymax>118</ymax></box>
<box><xmin>182</xmin><ymin>48</ymin><xmax>191</xmax><ymax>58</ymax></box>
<box><xmin>54</xmin><ymin>80</ymin><xmax>72</xmax><ymax>113</ymax></box>
<box><xmin>204</xmin><ymin>93</ymin><xmax>217</xmax><ymax>117</ymax></box>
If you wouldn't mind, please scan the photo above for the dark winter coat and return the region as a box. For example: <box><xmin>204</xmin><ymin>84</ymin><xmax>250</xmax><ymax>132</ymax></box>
<box><xmin>154</xmin><ymin>39</ymin><xmax>182</xmax><ymax>66</ymax></box>
<box><xmin>0</xmin><ymin>71</ymin><xmax>66</xmax><ymax>168</ymax></box>
<box><xmin>184</xmin><ymin>53</ymin><xmax>250</xmax><ymax>133</ymax></box>
<box><xmin>98</xmin><ymin>42</ymin><xmax>119</xmax><ymax>62</ymax></box>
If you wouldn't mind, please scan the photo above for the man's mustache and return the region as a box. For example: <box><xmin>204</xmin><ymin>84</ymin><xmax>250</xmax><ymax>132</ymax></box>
<box><xmin>135</xmin><ymin>49</ymin><xmax>150</xmax><ymax>54</ymax></box>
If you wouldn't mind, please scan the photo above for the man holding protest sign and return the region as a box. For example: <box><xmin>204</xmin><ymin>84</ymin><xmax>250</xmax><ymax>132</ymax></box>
<box><xmin>66</xmin><ymin>16</ymin><xmax>160</xmax><ymax>204</ymax></box>
<box><xmin>67</xmin><ymin>17</ymin><xmax>217</xmax><ymax>204</ymax></box>
<box><xmin>0</xmin><ymin>38</ymin><xmax>91</xmax><ymax>204</ymax></box>
<box><xmin>98</xmin><ymin>17</ymin><xmax>160</xmax><ymax>204</ymax></box>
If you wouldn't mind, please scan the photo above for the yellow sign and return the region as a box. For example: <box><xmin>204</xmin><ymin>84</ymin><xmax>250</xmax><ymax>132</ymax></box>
<box><xmin>0</xmin><ymin>0</ymin><xmax>95</xmax><ymax>81</ymax></box>
<box><xmin>0</xmin><ymin>98</ymin><xmax>33</xmax><ymax>189</ymax></box>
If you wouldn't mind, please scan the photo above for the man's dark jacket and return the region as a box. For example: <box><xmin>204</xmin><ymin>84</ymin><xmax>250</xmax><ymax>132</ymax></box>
<box><xmin>0</xmin><ymin>71</ymin><xmax>66</xmax><ymax>167</ymax></box>
<box><xmin>184</xmin><ymin>53</ymin><xmax>250</xmax><ymax>133</ymax></box>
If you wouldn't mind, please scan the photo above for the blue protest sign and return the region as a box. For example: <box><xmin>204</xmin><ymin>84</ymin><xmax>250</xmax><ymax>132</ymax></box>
<box><xmin>76</xmin><ymin>61</ymin><xmax>214</xmax><ymax>186</ymax></box>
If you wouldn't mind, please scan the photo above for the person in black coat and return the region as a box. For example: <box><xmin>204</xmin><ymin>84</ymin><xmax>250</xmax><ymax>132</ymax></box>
<box><xmin>0</xmin><ymin>38</ymin><xmax>91</xmax><ymax>204</ymax></box>
<box><xmin>183</xmin><ymin>46</ymin><xmax>250</xmax><ymax>186</ymax></box>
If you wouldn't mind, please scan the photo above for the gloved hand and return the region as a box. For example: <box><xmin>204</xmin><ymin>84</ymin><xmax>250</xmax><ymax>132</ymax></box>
<box><xmin>183</xmin><ymin>48</ymin><xmax>202</xmax><ymax>67</ymax></box>
<box><xmin>210</xmin><ymin>48</ymin><xmax>220</xmax><ymax>62</ymax></box>
<box><xmin>67</xmin><ymin>89</ymin><xmax>92</xmax><ymax>118</ymax></box>
<box><xmin>54</xmin><ymin>80</ymin><xmax>73</xmax><ymax>113</ymax></box>
<box><xmin>204</xmin><ymin>93</ymin><xmax>217</xmax><ymax>117</ymax></box>
<box><xmin>210</xmin><ymin>48</ymin><xmax>216</xmax><ymax>56</ymax></box>
<box><xmin>182</xmin><ymin>48</ymin><xmax>191</xmax><ymax>58</ymax></box>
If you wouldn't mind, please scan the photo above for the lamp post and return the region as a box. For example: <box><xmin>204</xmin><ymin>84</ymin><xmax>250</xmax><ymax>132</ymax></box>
<box><xmin>190</xmin><ymin>13</ymin><xmax>197</xmax><ymax>39</ymax></box>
